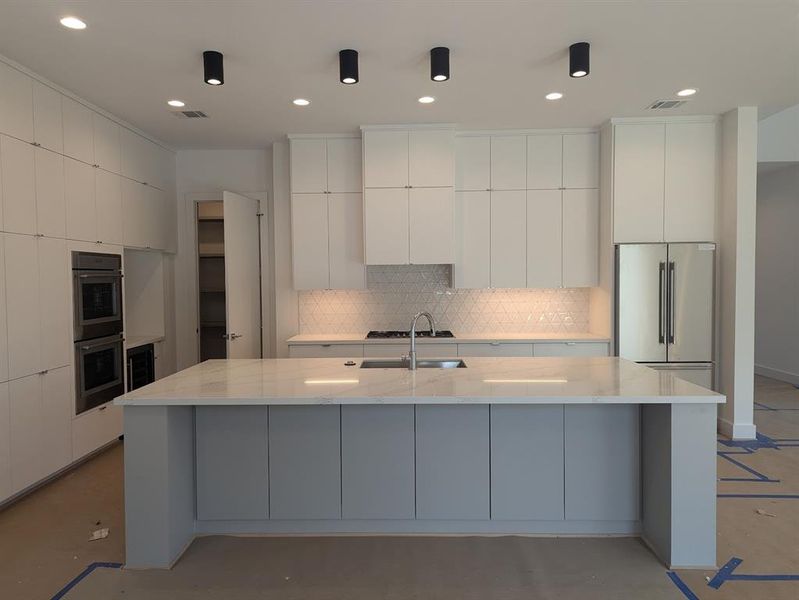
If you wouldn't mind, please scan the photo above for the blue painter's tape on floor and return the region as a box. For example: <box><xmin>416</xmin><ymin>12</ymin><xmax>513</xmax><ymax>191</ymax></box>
<box><xmin>708</xmin><ymin>556</ymin><xmax>799</xmax><ymax>589</ymax></box>
<box><xmin>667</xmin><ymin>571</ymin><xmax>701</xmax><ymax>599</ymax></box>
<box><xmin>708</xmin><ymin>557</ymin><xmax>744</xmax><ymax>589</ymax></box>
<box><xmin>50</xmin><ymin>562</ymin><xmax>122</xmax><ymax>600</ymax></box>
<box><xmin>717</xmin><ymin>450</ymin><xmax>780</xmax><ymax>482</ymax></box>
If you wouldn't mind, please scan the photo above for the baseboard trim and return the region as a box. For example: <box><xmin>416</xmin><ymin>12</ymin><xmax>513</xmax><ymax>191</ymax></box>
<box><xmin>718</xmin><ymin>417</ymin><xmax>756</xmax><ymax>440</ymax></box>
<box><xmin>755</xmin><ymin>364</ymin><xmax>799</xmax><ymax>386</ymax></box>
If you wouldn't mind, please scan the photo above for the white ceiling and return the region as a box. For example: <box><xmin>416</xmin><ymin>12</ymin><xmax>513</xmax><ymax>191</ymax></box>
<box><xmin>0</xmin><ymin>1</ymin><xmax>797</xmax><ymax>149</ymax></box>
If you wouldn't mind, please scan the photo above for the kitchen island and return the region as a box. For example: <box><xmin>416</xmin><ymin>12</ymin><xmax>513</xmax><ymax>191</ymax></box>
<box><xmin>116</xmin><ymin>357</ymin><xmax>722</xmax><ymax>570</ymax></box>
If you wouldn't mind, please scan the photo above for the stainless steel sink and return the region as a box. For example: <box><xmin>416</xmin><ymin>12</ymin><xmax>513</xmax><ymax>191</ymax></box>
<box><xmin>360</xmin><ymin>359</ymin><xmax>467</xmax><ymax>369</ymax></box>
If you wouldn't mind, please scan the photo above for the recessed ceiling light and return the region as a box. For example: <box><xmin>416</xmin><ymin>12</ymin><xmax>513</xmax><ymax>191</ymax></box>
<box><xmin>60</xmin><ymin>16</ymin><xmax>87</xmax><ymax>30</ymax></box>
<box><xmin>293</xmin><ymin>98</ymin><xmax>310</xmax><ymax>106</ymax></box>
<box><xmin>545</xmin><ymin>92</ymin><xmax>563</xmax><ymax>101</ymax></box>
<box><xmin>677</xmin><ymin>88</ymin><xmax>697</xmax><ymax>97</ymax></box>
<box><xmin>167</xmin><ymin>99</ymin><xmax>185</xmax><ymax>108</ymax></box>
<box><xmin>418</xmin><ymin>96</ymin><xmax>435</xmax><ymax>104</ymax></box>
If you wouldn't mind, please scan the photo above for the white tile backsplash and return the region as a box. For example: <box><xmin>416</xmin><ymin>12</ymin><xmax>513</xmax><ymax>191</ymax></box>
<box><xmin>298</xmin><ymin>265</ymin><xmax>591</xmax><ymax>334</ymax></box>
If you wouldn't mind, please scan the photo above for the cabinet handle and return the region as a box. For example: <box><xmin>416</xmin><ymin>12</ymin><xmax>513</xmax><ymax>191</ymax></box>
<box><xmin>98</xmin><ymin>405</ymin><xmax>107</xmax><ymax>411</ymax></box>
<box><xmin>490</xmin><ymin>342</ymin><xmax>500</xmax><ymax>346</ymax></box>
<box><xmin>31</xmin><ymin>141</ymin><xmax>41</xmax><ymax>147</ymax></box>
<box><xmin>321</xmin><ymin>344</ymin><xmax>332</xmax><ymax>348</ymax></box>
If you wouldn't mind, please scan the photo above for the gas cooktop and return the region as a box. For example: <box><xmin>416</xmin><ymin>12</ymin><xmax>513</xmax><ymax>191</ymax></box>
<box><xmin>366</xmin><ymin>330</ymin><xmax>455</xmax><ymax>339</ymax></box>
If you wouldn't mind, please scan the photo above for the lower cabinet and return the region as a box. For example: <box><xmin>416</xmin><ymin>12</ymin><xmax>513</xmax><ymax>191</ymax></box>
<box><xmin>0</xmin><ymin>383</ymin><xmax>9</xmax><ymax>501</ymax></box>
<box><xmin>288</xmin><ymin>344</ymin><xmax>363</xmax><ymax>358</ymax></box>
<box><xmin>72</xmin><ymin>402</ymin><xmax>123</xmax><ymax>461</ymax></box>
<box><xmin>490</xmin><ymin>405</ymin><xmax>564</xmax><ymax>520</ymax></box>
<box><xmin>269</xmin><ymin>406</ymin><xmax>341</xmax><ymax>519</ymax></box>
<box><xmin>415</xmin><ymin>405</ymin><xmax>490</xmax><ymax>520</ymax></box>
<box><xmin>458</xmin><ymin>343</ymin><xmax>533</xmax><ymax>357</ymax></box>
<box><xmin>533</xmin><ymin>342</ymin><xmax>609</xmax><ymax>357</ymax></box>
<box><xmin>341</xmin><ymin>405</ymin><xmax>415</xmax><ymax>519</ymax></box>
<box><xmin>363</xmin><ymin>343</ymin><xmax>457</xmax><ymax>358</ymax></box>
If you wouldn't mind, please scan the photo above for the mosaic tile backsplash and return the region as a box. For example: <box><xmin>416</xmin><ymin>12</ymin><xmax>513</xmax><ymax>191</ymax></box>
<box><xmin>298</xmin><ymin>265</ymin><xmax>591</xmax><ymax>334</ymax></box>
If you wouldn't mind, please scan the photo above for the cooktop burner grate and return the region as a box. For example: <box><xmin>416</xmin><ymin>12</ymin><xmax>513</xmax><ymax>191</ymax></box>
<box><xmin>366</xmin><ymin>330</ymin><xmax>455</xmax><ymax>339</ymax></box>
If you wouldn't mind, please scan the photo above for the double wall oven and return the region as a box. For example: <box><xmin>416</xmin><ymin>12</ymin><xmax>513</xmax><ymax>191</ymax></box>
<box><xmin>72</xmin><ymin>251</ymin><xmax>124</xmax><ymax>415</ymax></box>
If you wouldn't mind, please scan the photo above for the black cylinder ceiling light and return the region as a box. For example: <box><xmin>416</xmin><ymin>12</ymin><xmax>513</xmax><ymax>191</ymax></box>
<box><xmin>339</xmin><ymin>49</ymin><xmax>359</xmax><ymax>84</ymax></box>
<box><xmin>569</xmin><ymin>42</ymin><xmax>590</xmax><ymax>78</ymax></box>
<box><xmin>430</xmin><ymin>46</ymin><xmax>450</xmax><ymax>81</ymax></box>
<box><xmin>203</xmin><ymin>50</ymin><xmax>224</xmax><ymax>85</ymax></box>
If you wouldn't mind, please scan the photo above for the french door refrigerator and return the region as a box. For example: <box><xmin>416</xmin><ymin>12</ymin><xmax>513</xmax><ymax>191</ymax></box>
<box><xmin>615</xmin><ymin>243</ymin><xmax>715</xmax><ymax>389</ymax></box>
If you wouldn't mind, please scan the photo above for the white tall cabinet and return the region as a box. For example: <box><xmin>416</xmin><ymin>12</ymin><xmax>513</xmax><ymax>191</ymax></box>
<box><xmin>290</xmin><ymin>135</ymin><xmax>365</xmax><ymax>290</ymax></box>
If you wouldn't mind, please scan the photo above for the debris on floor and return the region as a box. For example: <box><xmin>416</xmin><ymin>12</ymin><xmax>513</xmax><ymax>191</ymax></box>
<box><xmin>89</xmin><ymin>528</ymin><xmax>110</xmax><ymax>541</ymax></box>
<box><xmin>754</xmin><ymin>508</ymin><xmax>777</xmax><ymax>518</ymax></box>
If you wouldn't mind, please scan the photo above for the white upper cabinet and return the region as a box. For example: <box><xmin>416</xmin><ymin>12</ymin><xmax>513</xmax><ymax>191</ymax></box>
<box><xmin>31</xmin><ymin>81</ymin><xmax>63</xmax><ymax>153</ymax></box>
<box><xmin>65</xmin><ymin>156</ymin><xmax>97</xmax><ymax>242</ymax></box>
<box><xmin>1</xmin><ymin>135</ymin><xmax>37</xmax><ymax>235</ymax></box>
<box><xmin>613</xmin><ymin>123</ymin><xmax>665</xmax><ymax>243</ymax></box>
<box><xmin>490</xmin><ymin>190</ymin><xmax>527</xmax><ymax>288</ymax></box>
<box><xmin>664</xmin><ymin>122</ymin><xmax>717</xmax><ymax>242</ymax></box>
<box><xmin>122</xmin><ymin>178</ymin><xmax>148</xmax><ymax>248</ymax></box>
<box><xmin>93</xmin><ymin>113</ymin><xmax>121</xmax><ymax>174</ymax></box>
<box><xmin>526</xmin><ymin>134</ymin><xmax>562</xmax><ymax>190</ymax></box>
<box><xmin>490</xmin><ymin>136</ymin><xmax>526</xmax><ymax>190</ymax></box>
<box><xmin>562</xmin><ymin>189</ymin><xmax>599</xmax><ymax>287</ymax></box>
<box><xmin>95</xmin><ymin>169</ymin><xmax>123</xmax><ymax>245</ymax></box>
<box><xmin>409</xmin><ymin>130</ymin><xmax>454</xmax><ymax>188</ymax></box>
<box><xmin>37</xmin><ymin>237</ymin><xmax>71</xmax><ymax>370</ymax></box>
<box><xmin>0</xmin><ymin>237</ymin><xmax>8</xmax><ymax>383</ymax></box>
<box><xmin>0</xmin><ymin>62</ymin><xmax>34</xmax><ymax>143</ymax></box>
<box><xmin>4</xmin><ymin>234</ymin><xmax>40</xmax><ymax>380</ymax></box>
<box><xmin>563</xmin><ymin>133</ymin><xmax>599</xmax><ymax>189</ymax></box>
<box><xmin>291</xmin><ymin>193</ymin><xmax>329</xmax><ymax>289</ymax></box>
<box><xmin>120</xmin><ymin>127</ymin><xmax>170</xmax><ymax>190</ymax></box>
<box><xmin>453</xmin><ymin>191</ymin><xmax>490</xmax><ymax>288</ymax></box>
<box><xmin>328</xmin><ymin>193</ymin><xmax>365</xmax><ymax>288</ymax></box>
<box><xmin>409</xmin><ymin>187</ymin><xmax>454</xmax><ymax>264</ymax></box>
<box><xmin>455</xmin><ymin>136</ymin><xmax>490</xmax><ymax>191</ymax></box>
<box><xmin>290</xmin><ymin>138</ymin><xmax>327</xmax><ymax>193</ymax></box>
<box><xmin>62</xmin><ymin>96</ymin><xmax>95</xmax><ymax>165</ymax></box>
<box><xmin>364</xmin><ymin>187</ymin><xmax>409</xmax><ymax>264</ymax></box>
<box><xmin>363</xmin><ymin>130</ymin><xmax>408</xmax><ymax>188</ymax></box>
<box><xmin>34</xmin><ymin>147</ymin><xmax>66</xmax><ymax>238</ymax></box>
<box><xmin>526</xmin><ymin>190</ymin><xmax>562</xmax><ymax>288</ymax></box>
<box><xmin>326</xmin><ymin>137</ymin><xmax>362</xmax><ymax>193</ymax></box>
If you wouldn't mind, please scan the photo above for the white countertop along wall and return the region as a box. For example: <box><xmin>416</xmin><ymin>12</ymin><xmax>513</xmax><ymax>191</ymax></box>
<box><xmin>116</xmin><ymin>357</ymin><xmax>722</xmax><ymax>406</ymax></box>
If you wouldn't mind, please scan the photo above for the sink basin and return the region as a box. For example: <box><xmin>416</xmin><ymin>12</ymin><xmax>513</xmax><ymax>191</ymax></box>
<box><xmin>360</xmin><ymin>359</ymin><xmax>467</xmax><ymax>369</ymax></box>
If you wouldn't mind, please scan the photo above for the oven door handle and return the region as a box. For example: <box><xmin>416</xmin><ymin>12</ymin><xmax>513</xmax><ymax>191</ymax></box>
<box><xmin>80</xmin><ymin>338</ymin><xmax>122</xmax><ymax>351</ymax></box>
<box><xmin>78</xmin><ymin>272</ymin><xmax>123</xmax><ymax>279</ymax></box>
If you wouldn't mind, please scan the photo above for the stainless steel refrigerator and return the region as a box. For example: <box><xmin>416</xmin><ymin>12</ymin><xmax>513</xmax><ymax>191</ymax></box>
<box><xmin>615</xmin><ymin>243</ymin><xmax>715</xmax><ymax>389</ymax></box>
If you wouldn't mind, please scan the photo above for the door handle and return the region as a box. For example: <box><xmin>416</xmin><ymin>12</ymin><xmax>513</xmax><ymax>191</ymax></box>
<box><xmin>668</xmin><ymin>261</ymin><xmax>676</xmax><ymax>344</ymax></box>
<box><xmin>658</xmin><ymin>262</ymin><xmax>666</xmax><ymax>344</ymax></box>
<box><xmin>223</xmin><ymin>333</ymin><xmax>243</xmax><ymax>340</ymax></box>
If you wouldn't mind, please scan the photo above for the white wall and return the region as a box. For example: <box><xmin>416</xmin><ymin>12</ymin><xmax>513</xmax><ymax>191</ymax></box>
<box><xmin>174</xmin><ymin>149</ymin><xmax>273</xmax><ymax>369</ymax></box>
<box><xmin>758</xmin><ymin>104</ymin><xmax>799</xmax><ymax>163</ymax></box>
<box><xmin>717</xmin><ymin>107</ymin><xmax>758</xmax><ymax>440</ymax></box>
<box><xmin>755</xmin><ymin>164</ymin><xmax>799</xmax><ymax>384</ymax></box>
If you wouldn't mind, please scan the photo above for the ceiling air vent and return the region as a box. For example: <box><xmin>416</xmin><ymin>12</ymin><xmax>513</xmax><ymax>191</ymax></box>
<box><xmin>172</xmin><ymin>110</ymin><xmax>208</xmax><ymax>119</ymax></box>
<box><xmin>647</xmin><ymin>99</ymin><xmax>688</xmax><ymax>110</ymax></box>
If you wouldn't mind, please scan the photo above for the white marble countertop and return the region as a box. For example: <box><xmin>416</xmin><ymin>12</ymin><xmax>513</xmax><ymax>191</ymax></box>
<box><xmin>287</xmin><ymin>332</ymin><xmax>610</xmax><ymax>345</ymax></box>
<box><xmin>116</xmin><ymin>357</ymin><xmax>723</xmax><ymax>406</ymax></box>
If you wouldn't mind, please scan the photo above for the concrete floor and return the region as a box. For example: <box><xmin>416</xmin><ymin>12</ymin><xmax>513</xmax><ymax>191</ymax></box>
<box><xmin>0</xmin><ymin>375</ymin><xmax>797</xmax><ymax>600</ymax></box>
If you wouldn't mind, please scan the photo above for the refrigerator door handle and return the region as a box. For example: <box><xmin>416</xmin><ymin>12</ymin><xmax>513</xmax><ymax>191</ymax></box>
<box><xmin>658</xmin><ymin>262</ymin><xmax>666</xmax><ymax>344</ymax></box>
<box><xmin>668</xmin><ymin>261</ymin><xmax>676</xmax><ymax>344</ymax></box>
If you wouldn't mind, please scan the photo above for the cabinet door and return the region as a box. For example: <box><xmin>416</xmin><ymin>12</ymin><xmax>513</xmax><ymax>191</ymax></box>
<box><xmin>526</xmin><ymin>134</ymin><xmax>562</xmax><ymax>190</ymax></box>
<box><xmin>409</xmin><ymin>129</ymin><xmax>454</xmax><ymax>188</ymax></box>
<box><xmin>40</xmin><ymin>366</ymin><xmax>72</xmax><ymax>476</ymax></box>
<box><xmin>326</xmin><ymin>138</ymin><xmax>362</xmax><ymax>193</ymax></box>
<box><xmin>364</xmin><ymin>188</ymin><xmax>408</xmax><ymax>264</ymax></box>
<box><xmin>490</xmin><ymin>190</ymin><xmax>526</xmax><ymax>288</ymax></box>
<box><xmin>455</xmin><ymin>136</ymin><xmax>490</xmax><ymax>191</ymax></box>
<box><xmin>95</xmin><ymin>169</ymin><xmax>123</xmax><ymax>244</ymax></box>
<box><xmin>363</xmin><ymin>130</ymin><xmax>408</xmax><ymax>188</ymax></box>
<box><xmin>526</xmin><ymin>190</ymin><xmax>562</xmax><ymax>288</ymax></box>
<box><xmin>453</xmin><ymin>191</ymin><xmax>490</xmax><ymax>288</ymax></box>
<box><xmin>64</xmin><ymin>156</ymin><xmax>97</xmax><ymax>242</ymax></box>
<box><xmin>288</xmin><ymin>344</ymin><xmax>363</xmax><ymax>358</ymax></box>
<box><xmin>92</xmin><ymin>113</ymin><xmax>121</xmax><ymax>174</ymax></box>
<box><xmin>0</xmin><ymin>383</ymin><xmax>9</xmax><ymax>501</ymax></box>
<box><xmin>1</xmin><ymin>135</ymin><xmax>37</xmax><ymax>235</ymax></box>
<box><xmin>146</xmin><ymin>186</ymin><xmax>168</xmax><ymax>250</ymax></box>
<box><xmin>9</xmin><ymin>374</ymin><xmax>43</xmax><ymax>493</ymax></box>
<box><xmin>409</xmin><ymin>187</ymin><xmax>454</xmax><ymax>264</ymax></box>
<box><xmin>562</xmin><ymin>189</ymin><xmax>598</xmax><ymax>287</ymax></box>
<box><xmin>120</xmin><ymin>128</ymin><xmax>148</xmax><ymax>183</ymax></box>
<box><xmin>4</xmin><ymin>234</ymin><xmax>40</xmax><ymax>379</ymax></box>
<box><xmin>32</xmin><ymin>81</ymin><xmax>63</xmax><ymax>152</ymax></box>
<box><xmin>457</xmin><ymin>343</ymin><xmax>533</xmax><ymax>357</ymax></box>
<box><xmin>0</xmin><ymin>237</ymin><xmax>7</xmax><ymax>383</ymax></box>
<box><xmin>291</xmin><ymin>193</ymin><xmax>329</xmax><ymax>289</ymax></box>
<box><xmin>0</xmin><ymin>62</ymin><xmax>33</xmax><ymax>142</ymax></box>
<box><xmin>71</xmin><ymin>402</ymin><xmax>122</xmax><ymax>460</ymax></box>
<box><xmin>613</xmin><ymin>123</ymin><xmax>665</xmax><ymax>243</ymax></box>
<box><xmin>290</xmin><ymin>138</ymin><xmax>327</xmax><ymax>193</ymax></box>
<box><xmin>38</xmin><ymin>237</ymin><xmax>71</xmax><ymax>370</ymax></box>
<box><xmin>121</xmin><ymin>179</ymin><xmax>147</xmax><ymax>248</ymax></box>
<box><xmin>34</xmin><ymin>148</ymin><xmax>66</xmax><ymax>238</ymax></box>
<box><xmin>269</xmin><ymin>406</ymin><xmax>341</xmax><ymax>519</ymax></box>
<box><xmin>534</xmin><ymin>342</ymin><xmax>609</xmax><ymax>357</ymax></box>
<box><xmin>328</xmin><ymin>193</ymin><xmax>365</xmax><ymax>289</ymax></box>
<box><xmin>416</xmin><ymin>405</ymin><xmax>490</xmax><ymax>519</ymax></box>
<box><xmin>62</xmin><ymin>97</ymin><xmax>95</xmax><ymax>165</ymax></box>
<box><xmin>664</xmin><ymin>122</ymin><xmax>717</xmax><ymax>242</ymax></box>
<box><xmin>563</xmin><ymin>132</ymin><xmax>599</xmax><ymax>189</ymax></box>
<box><xmin>490</xmin><ymin>136</ymin><xmax>526</xmax><ymax>190</ymax></box>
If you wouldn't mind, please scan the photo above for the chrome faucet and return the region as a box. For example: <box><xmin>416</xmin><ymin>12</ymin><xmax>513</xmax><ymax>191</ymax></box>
<box><xmin>408</xmin><ymin>311</ymin><xmax>437</xmax><ymax>370</ymax></box>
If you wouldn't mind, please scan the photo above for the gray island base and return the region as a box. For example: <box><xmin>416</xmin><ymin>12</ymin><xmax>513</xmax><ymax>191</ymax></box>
<box><xmin>116</xmin><ymin>357</ymin><xmax>722</xmax><ymax>570</ymax></box>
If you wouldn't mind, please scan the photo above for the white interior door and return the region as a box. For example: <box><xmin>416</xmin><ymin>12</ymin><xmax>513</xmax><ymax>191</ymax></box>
<box><xmin>223</xmin><ymin>191</ymin><xmax>261</xmax><ymax>358</ymax></box>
